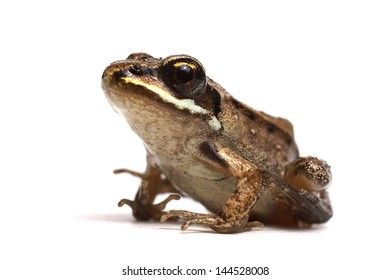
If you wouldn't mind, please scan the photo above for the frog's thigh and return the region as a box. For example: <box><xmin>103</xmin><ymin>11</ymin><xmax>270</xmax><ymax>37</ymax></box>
<box><xmin>161</xmin><ymin>142</ymin><xmax>266</xmax><ymax>233</ymax></box>
<box><xmin>284</xmin><ymin>156</ymin><xmax>331</xmax><ymax>192</ymax></box>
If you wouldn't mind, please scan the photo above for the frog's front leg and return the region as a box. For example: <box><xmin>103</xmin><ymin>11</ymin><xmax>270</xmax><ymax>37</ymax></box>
<box><xmin>161</xmin><ymin>142</ymin><xmax>266</xmax><ymax>233</ymax></box>
<box><xmin>116</xmin><ymin>154</ymin><xmax>181</xmax><ymax>221</ymax></box>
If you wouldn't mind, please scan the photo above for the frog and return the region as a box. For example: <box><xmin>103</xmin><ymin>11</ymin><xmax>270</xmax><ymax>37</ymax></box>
<box><xmin>101</xmin><ymin>53</ymin><xmax>332</xmax><ymax>233</ymax></box>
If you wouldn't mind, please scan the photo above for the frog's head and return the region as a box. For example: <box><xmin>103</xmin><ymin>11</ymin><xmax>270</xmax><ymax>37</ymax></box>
<box><xmin>102</xmin><ymin>53</ymin><xmax>222</xmax><ymax>154</ymax></box>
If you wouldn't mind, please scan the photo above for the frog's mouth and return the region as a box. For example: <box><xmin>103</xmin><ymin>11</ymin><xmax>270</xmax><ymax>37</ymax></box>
<box><xmin>120</xmin><ymin>75</ymin><xmax>210</xmax><ymax>115</ymax></box>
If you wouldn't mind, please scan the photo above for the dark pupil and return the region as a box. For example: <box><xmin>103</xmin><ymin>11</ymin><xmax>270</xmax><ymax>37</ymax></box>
<box><xmin>176</xmin><ymin>64</ymin><xmax>194</xmax><ymax>83</ymax></box>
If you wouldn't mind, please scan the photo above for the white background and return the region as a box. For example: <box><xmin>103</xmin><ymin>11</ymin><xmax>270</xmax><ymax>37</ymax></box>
<box><xmin>1</xmin><ymin>0</ymin><xmax>389</xmax><ymax>279</ymax></box>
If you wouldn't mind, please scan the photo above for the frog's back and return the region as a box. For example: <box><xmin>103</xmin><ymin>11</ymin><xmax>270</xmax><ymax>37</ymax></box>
<box><xmin>213</xmin><ymin>81</ymin><xmax>299</xmax><ymax>176</ymax></box>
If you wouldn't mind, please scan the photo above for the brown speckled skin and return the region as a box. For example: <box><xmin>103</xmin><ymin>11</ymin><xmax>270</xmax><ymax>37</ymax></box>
<box><xmin>102</xmin><ymin>53</ymin><xmax>332</xmax><ymax>233</ymax></box>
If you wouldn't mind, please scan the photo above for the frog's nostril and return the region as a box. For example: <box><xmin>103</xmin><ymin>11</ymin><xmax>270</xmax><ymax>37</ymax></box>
<box><xmin>129</xmin><ymin>65</ymin><xmax>143</xmax><ymax>76</ymax></box>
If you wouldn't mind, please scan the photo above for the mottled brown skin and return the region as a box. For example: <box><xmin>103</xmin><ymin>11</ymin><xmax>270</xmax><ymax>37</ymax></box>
<box><xmin>102</xmin><ymin>53</ymin><xmax>332</xmax><ymax>233</ymax></box>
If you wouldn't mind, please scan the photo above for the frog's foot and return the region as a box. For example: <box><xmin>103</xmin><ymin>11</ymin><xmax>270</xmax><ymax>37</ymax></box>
<box><xmin>284</xmin><ymin>157</ymin><xmax>331</xmax><ymax>193</ymax></box>
<box><xmin>118</xmin><ymin>180</ymin><xmax>181</xmax><ymax>221</ymax></box>
<box><xmin>160</xmin><ymin>210</ymin><xmax>263</xmax><ymax>233</ymax></box>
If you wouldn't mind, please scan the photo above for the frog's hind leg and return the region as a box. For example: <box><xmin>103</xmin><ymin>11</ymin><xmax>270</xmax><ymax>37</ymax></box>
<box><xmin>161</xmin><ymin>142</ymin><xmax>266</xmax><ymax>233</ymax></box>
<box><xmin>281</xmin><ymin>156</ymin><xmax>333</xmax><ymax>224</ymax></box>
<box><xmin>115</xmin><ymin>154</ymin><xmax>181</xmax><ymax>221</ymax></box>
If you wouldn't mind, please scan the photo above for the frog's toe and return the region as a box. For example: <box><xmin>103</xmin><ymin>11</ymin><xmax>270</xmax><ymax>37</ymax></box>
<box><xmin>161</xmin><ymin>210</ymin><xmax>214</xmax><ymax>230</ymax></box>
<box><xmin>243</xmin><ymin>221</ymin><xmax>264</xmax><ymax>231</ymax></box>
<box><xmin>118</xmin><ymin>198</ymin><xmax>150</xmax><ymax>220</ymax></box>
<box><xmin>113</xmin><ymin>168</ymin><xmax>144</xmax><ymax>178</ymax></box>
<box><xmin>160</xmin><ymin>210</ymin><xmax>214</xmax><ymax>224</ymax></box>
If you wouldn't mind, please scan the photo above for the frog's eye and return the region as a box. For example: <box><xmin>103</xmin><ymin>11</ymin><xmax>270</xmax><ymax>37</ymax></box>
<box><xmin>161</xmin><ymin>56</ymin><xmax>207</xmax><ymax>99</ymax></box>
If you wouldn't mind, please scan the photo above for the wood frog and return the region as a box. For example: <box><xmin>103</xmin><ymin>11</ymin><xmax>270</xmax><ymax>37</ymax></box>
<box><xmin>101</xmin><ymin>53</ymin><xmax>332</xmax><ymax>233</ymax></box>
